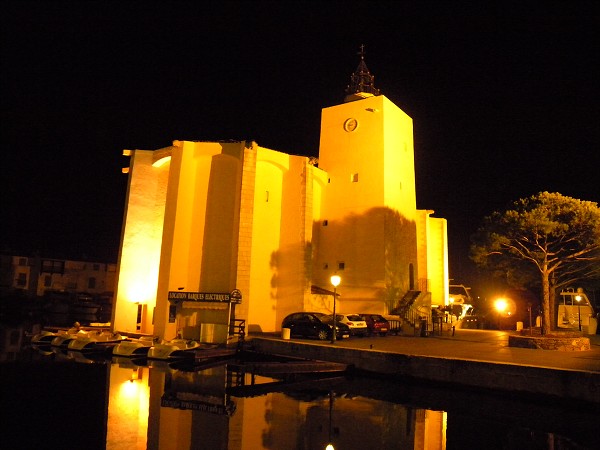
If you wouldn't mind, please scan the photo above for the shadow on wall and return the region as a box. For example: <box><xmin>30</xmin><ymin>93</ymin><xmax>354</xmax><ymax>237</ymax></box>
<box><xmin>267</xmin><ymin>206</ymin><xmax>417</xmax><ymax>326</ymax></box>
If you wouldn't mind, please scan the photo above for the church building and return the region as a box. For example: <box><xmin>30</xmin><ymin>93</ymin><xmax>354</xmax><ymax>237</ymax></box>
<box><xmin>112</xmin><ymin>52</ymin><xmax>448</xmax><ymax>341</ymax></box>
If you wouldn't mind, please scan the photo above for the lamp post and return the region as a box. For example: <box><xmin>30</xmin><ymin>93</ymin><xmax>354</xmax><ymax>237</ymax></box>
<box><xmin>575</xmin><ymin>295</ymin><xmax>582</xmax><ymax>331</ymax></box>
<box><xmin>330</xmin><ymin>275</ymin><xmax>341</xmax><ymax>344</ymax></box>
<box><xmin>494</xmin><ymin>298</ymin><xmax>507</xmax><ymax>330</ymax></box>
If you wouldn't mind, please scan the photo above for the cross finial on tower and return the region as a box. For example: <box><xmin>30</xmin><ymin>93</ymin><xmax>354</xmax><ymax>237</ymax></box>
<box><xmin>358</xmin><ymin>44</ymin><xmax>365</xmax><ymax>60</ymax></box>
<box><xmin>344</xmin><ymin>45</ymin><xmax>380</xmax><ymax>102</ymax></box>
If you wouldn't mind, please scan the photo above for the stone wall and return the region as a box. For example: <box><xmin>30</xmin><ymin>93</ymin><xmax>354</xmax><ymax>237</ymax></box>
<box><xmin>508</xmin><ymin>333</ymin><xmax>591</xmax><ymax>351</ymax></box>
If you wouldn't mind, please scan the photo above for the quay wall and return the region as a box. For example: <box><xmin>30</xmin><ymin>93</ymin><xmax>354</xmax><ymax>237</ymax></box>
<box><xmin>249</xmin><ymin>337</ymin><xmax>600</xmax><ymax>404</ymax></box>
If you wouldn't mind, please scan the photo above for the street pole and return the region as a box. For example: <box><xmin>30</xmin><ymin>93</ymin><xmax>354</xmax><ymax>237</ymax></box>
<box><xmin>331</xmin><ymin>286</ymin><xmax>337</xmax><ymax>344</ymax></box>
<box><xmin>330</xmin><ymin>275</ymin><xmax>341</xmax><ymax>344</ymax></box>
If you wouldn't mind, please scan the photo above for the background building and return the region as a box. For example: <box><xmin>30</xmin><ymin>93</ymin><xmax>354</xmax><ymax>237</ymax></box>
<box><xmin>113</xmin><ymin>57</ymin><xmax>448</xmax><ymax>340</ymax></box>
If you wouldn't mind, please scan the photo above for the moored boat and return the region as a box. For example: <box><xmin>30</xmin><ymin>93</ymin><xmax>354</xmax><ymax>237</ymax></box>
<box><xmin>67</xmin><ymin>330</ymin><xmax>125</xmax><ymax>352</ymax></box>
<box><xmin>31</xmin><ymin>330</ymin><xmax>59</xmax><ymax>345</ymax></box>
<box><xmin>112</xmin><ymin>336</ymin><xmax>158</xmax><ymax>357</ymax></box>
<box><xmin>557</xmin><ymin>287</ymin><xmax>597</xmax><ymax>332</ymax></box>
<box><xmin>146</xmin><ymin>339</ymin><xmax>201</xmax><ymax>360</ymax></box>
<box><xmin>51</xmin><ymin>329</ymin><xmax>86</xmax><ymax>348</ymax></box>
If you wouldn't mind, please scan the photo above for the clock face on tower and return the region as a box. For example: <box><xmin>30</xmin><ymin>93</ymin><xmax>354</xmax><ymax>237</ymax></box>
<box><xmin>343</xmin><ymin>118</ymin><xmax>358</xmax><ymax>132</ymax></box>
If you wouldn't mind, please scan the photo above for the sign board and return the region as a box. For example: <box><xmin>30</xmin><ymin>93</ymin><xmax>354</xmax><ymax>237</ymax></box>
<box><xmin>230</xmin><ymin>289</ymin><xmax>242</xmax><ymax>304</ymax></box>
<box><xmin>168</xmin><ymin>291</ymin><xmax>230</xmax><ymax>302</ymax></box>
<box><xmin>161</xmin><ymin>396</ymin><xmax>236</xmax><ymax>416</ymax></box>
<box><xmin>168</xmin><ymin>289</ymin><xmax>243</xmax><ymax>304</ymax></box>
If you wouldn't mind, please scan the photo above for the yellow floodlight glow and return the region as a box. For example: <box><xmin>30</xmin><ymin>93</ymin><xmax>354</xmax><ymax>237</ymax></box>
<box><xmin>152</xmin><ymin>155</ymin><xmax>171</xmax><ymax>167</ymax></box>
<box><xmin>494</xmin><ymin>298</ymin><xmax>507</xmax><ymax>313</ymax></box>
<box><xmin>124</xmin><ymin>280</ymin><xmax>155</xmax><ymax>304</ymax></box>
<box><xmin>118</xmin><ymin>246</ymin><xmax>160</xmax><ymax>305</ymax></box>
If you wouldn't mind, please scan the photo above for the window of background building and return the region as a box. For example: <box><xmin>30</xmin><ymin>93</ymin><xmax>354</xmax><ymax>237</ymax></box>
<box><xmin>42</xmin><ymin>260</ymin><xmax>64</xmax><ymax>274</ymax></box>
<box><xmin>18</xmin><ymin>258</ymin><xmax>27</xmax><ymax>266</ymax></box>
<box><xmin>44</xmin><ymin>275</ymin><xmax>51</xmax><ymax>287</ymax></box>
<box><xmin>88</xmin><ymin>277</ymin><xmax>96</xmax><ymax>289</ymax></box>
<box><xmin>16</xmin><ymin>273</ymin><xmax>27</xmax><ymax>287</ymax></box>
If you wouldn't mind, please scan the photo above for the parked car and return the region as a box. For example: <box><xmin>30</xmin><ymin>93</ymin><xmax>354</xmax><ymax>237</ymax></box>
<box><xmin>359</xmin><ymin>314</ymin><xmax>390</xmax><ymax>336</ymax></box>
<box><xmin>324</xmin><ymin>314</ymin><xmax>368</xmax><ymax>336</ymax></box>
<box><xmin>282</xmin><ymin>312</ymin><xmax>350</xmax><ymax>340</ymax></box>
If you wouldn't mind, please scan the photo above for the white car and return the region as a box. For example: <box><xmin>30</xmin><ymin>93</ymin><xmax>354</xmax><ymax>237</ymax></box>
<box><xmin>325</xmin><ymin>314</ymin><xmax>368</xmax><ymax>337</ymax></box>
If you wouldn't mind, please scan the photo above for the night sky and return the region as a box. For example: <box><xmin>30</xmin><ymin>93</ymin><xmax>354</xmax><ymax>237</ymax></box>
<box><xmin>1</xmin><ymin>1</ymin><xmax>598</xmax><ymax>289</ymax></box>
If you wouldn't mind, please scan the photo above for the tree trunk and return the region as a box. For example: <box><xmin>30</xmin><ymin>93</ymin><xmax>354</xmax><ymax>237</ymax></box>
<box><xmin>548</xmin><ymin>285</ymin><xmax>556</xmax><ymax>332</ymax></box>
<box><xmin>542</xmin><ymin>271</ymin><xmax>551</xmax><ymax>335</ymax></box>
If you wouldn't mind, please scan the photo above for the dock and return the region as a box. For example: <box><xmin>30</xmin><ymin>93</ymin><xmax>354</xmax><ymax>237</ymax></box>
<box><xmin>247</xmin><ymin>329</ymin><xmax>600</xmax><ymax>404</ymax></box>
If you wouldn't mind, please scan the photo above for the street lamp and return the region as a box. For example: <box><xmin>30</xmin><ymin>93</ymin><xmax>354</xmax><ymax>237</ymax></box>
<box><xmin>575</xmin><ymin>295</ymin><xmax>582</xmax><ymax>331</ymax></box>
<box><xmin>330</xmin><ymin>275</ymin><xmax>341</xmax><ymax>344</ymax></box>
<box><xmin>494</xmin><ymin>298</ymin><xmax>507</xmax><ymax>330</ymax></box>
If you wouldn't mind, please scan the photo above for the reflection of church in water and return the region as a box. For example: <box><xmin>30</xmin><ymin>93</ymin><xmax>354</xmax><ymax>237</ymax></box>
<box><xmin>107</xmin><ymin>361</ymin><xmax>447</xmax><ymax>448</ymax></box>
<box><xmin>112</xmin><ymin>50</ymin><xmax>448</xmax><ymax>340</ymax></box>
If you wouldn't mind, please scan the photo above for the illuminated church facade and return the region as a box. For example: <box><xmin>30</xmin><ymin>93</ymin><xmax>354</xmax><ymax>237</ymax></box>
<box><xmin>112</xmin><ymin>55</ymin><xmax>448</xmax><ymax>341</ymax></box>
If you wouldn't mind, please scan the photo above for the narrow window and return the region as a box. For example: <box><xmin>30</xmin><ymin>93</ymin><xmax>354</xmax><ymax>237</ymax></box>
<box><xmin>323</xmin><ymin>220</ymin><xmax>328</xmax><ymax>226</ymax></box>
<box><xmin>323</xmin><ymin>263</ymin><xmax>328</xmax><ymax>269</ymax></box>
<box><xmin>16</xmin><ymin>273</ymin><xmax>27</xmax><ymax>287</ymax></box>
<box><xmin>338</xmin><ymin>262</ymin><xmax>345</xmax><ymax>270</ymax></box>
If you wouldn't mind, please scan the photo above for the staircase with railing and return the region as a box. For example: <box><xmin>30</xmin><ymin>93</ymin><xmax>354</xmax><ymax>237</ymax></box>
<box><xmin>390</xmin><ymin>290</ymin><xmax>432</xmax><ymax>336</ymax></box>
<box><xmin>229</xmin><ymin>319</ymin><xmax>246</xmax><ymax>351</ymax></box>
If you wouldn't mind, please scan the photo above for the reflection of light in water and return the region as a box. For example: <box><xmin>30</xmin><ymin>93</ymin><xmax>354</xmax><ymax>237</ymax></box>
<box><xmin>107</xmin><ymin>365</ymin><xmax>150</xmax><ymax>450</ymax></box>
<box><xmin>120</xmin><ymin>376</ymin><xmax>140</xmax><ymax>398</ymax></box>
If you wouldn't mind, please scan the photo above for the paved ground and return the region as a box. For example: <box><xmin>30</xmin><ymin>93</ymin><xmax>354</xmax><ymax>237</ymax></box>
<box><xmin>253</xmin><ymin>329</ymin><xmax>600</xmax><ymax>374</ymax></box>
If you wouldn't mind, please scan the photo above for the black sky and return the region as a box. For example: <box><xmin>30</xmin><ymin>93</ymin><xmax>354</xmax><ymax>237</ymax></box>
<box><xmin>1</xmin><ymin>1</ymin><xmax>598</xmax><ymax>287</ymax></box>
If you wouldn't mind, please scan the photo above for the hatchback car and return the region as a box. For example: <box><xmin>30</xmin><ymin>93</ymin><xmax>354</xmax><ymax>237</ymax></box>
<box><xmin>324</xmin><ymin>314</ymin><xmax>368</xmax><ymax>336</ymax></box>
<box><xmin>282</xmin><ymin>312</ymin><xmax>350</xmax><ymax>340</ymax></box>
<box><xmin>359</xmin><ymin>314</ymin><xmax>390</xmax><ymax>336</ymax></box>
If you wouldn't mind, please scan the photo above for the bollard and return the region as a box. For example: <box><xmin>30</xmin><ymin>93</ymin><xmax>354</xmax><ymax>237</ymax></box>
<box><xmin>588</xmin><ymin>317</ymin><xmax>597</xmax><ymax>335</ymax></box>
<box><xmin>420</xmin><ymin>318</ymin><xmax>428</xmax><ymax>337</ymax></box>
<box><xmin>281</xmin><ymin>328</ymin><xmax>291</xmax><ymax>340</ymax></box>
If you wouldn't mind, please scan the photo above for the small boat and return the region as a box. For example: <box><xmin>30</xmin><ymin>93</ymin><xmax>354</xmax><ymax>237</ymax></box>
<box><xmin>557</xmin><ymin>287</ymin><xmax>596</xmax><ymax>331</ymax></box>
<box><xmin>67</xmin><ymin>330</ymin><xmax>125</xmax><ymax>352</ymax></box>
<box><xmin>147</xmin><ymin>339</ymin><xmax>201</xmax><ymax>360</ymax></box>
<box><xmin>112</xmin><ymin>336</ymin><xmax>158</xmax><ymax>357</ymax></box>
<box><xmin>31</xmin><ymin>330</ymin><xmax>59</xmax><ymax>345</ymax></box>
<box><xmin>51</xmin><ymin>329</ymin><xmax>86</xmax><ymax>348</ymax></box>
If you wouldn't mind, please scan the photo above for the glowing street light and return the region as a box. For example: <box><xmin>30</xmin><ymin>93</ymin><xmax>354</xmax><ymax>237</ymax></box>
<box><xmin>494</xmin><ymin>298</ymin><xmax>507</xmax><ymax>330</ymax></box>
<box><xmin>494</xmin><ymin>298</ymin><xmax>507</xmax><ymax>313</ymax></box>
<box><xmin>330</xmin><ymin>275</ymin><xmax>341</xmax><ymax>344</ymax></box>
<box><xmin>575</xmin><ymin>295</ymin><xmax>582</xmax><ymax>331</ymax></box>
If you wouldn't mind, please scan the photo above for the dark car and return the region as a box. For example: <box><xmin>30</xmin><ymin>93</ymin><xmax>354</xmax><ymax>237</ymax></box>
<box><xmin>282</xmin><ymin>312</ymin><xmax>351</xmax><ymax>340</ymax></box>
<box><xmin>359</xmin><ymin>314</ymin><xmax>390</xmax><ymax>336</ymax></box>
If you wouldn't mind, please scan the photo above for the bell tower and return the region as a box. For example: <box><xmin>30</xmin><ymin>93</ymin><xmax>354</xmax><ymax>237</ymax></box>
<box><xmin>315</xmin><ymin>46</ymin><xmax>418</xmax><ymax>309</ymax></box>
